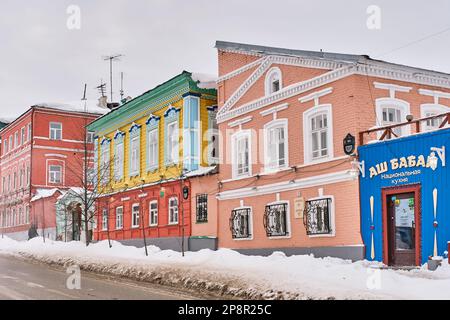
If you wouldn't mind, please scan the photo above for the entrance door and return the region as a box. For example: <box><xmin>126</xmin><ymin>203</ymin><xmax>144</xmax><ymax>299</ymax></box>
<box><xmin>385</xmin><ymin>192</ymin><xmax>418</xmax><ymax>266</ymax></box>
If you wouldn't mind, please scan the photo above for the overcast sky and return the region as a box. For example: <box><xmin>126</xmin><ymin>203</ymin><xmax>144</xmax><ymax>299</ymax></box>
<box><xmin>1</xmin><ymin>0</ymin><xmax>449</xmax><ymax>118</ymax></box>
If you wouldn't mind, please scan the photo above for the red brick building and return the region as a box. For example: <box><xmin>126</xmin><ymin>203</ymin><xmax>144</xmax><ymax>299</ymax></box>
<box><xmin>214</xmin><ymin>41</ymin><xmax>450</xmax><ymax>260</ymax></box>
<box><xmin>0</xmin><ymin>102</ymin><xmax>108</xmax><ymax>240</ymax></box>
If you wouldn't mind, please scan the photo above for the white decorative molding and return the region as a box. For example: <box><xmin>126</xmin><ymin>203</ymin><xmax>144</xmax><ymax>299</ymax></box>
<box><xmin>138</xmin><ymin>193</ymin><xmax>148</xmax><ymax>198</ymax></box>
<box><xmin>228</xmin><ymin>116</ymin><xmax>253</xmax><ymax>128</ymax></box>
<box><xmin>44</xmin><ymin>153</ymin><xmax>68</xmax><ymax>159</ymax></box>
<box><xmin>373</xmin><ymin>82</ymin><xmax>412</xmax><ymax>98</ymax></box>
<box><xmin>299</xmin><ymin>87</ymin><xmax>333</xmax><ymax>105</ymax></box>
<box><xmin>419</xmin><ymin>88</ymin><xmax>450</xmax><ymax>104</ymax></box>
<box><xmin>217</xmin><ymin>57</ymin><xmax>266</xmax><ymax>83</ymax></box>
<box><xmin>218</xmin><ymin>66</ymin><xmax>353</xmax><ymax>123</ymax></box>
<box><xmin>121</xmin><ymin>197</ymin><xmax>130</xmax><ymax>202</ymax></box>
<box><xmin>217</xmin><ymin>170</ymin><xmax>356</xmax><ymax>200</ymax></box>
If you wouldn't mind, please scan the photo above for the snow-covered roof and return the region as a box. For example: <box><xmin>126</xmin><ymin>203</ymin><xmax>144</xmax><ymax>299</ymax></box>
<box><xmin>34</xmin><ymin>100</ymin><xmax>111</xmax><ymax>115</ymax></box>
<box><xmin>185</xmin><ymin>166</ymin><xmax>217</xmax><ymax>178</ymax></box>
<box><xmin>31</xmin><ymin>188</ymin><xmax>62</xmax><ymax>202</ymax></box>
<box><xmin>191</xmin><ymin>73</ymin><xmax>217</xmax><ymax>89</ymax></box>
<box><xmin>0</xmin><ymin>117</ymin><xmax>15</xmax><ymax>124</ymax></box>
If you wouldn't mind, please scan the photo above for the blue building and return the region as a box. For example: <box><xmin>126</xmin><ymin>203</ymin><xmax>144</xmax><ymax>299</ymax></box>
<box><xmin>359</xmin><ymin>128</ymin><xmax>449</xmax><ymax>266</ymax></box>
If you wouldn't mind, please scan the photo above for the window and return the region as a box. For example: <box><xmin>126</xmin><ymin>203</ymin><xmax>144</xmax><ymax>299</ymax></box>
<box><xmin>4</xmin><ymin>139</ymin><xmax>8</xmax><ymax>154</ymax></box>
<box><xmin>28</xmin><ymin>123</ymin><xmax>32</xmax><ymax>141</ymax></box>
<box><xmin>14</xmin><ymin>132</ymin><xmax>19</xmax><ymax>148</ymax></box>
<box><xmin>19</xmin><ymin>168</ymin><xmax>24</xmax><ymax>188</ymax></box>
<box><xmin>2</xmin><ymin>177</ymin><xmax>5</xmax><ymax>194</ymax></box>
<box><xmin>167</xmin><ymin>122</ymin><xmax>179</xmax><ymax>164</ymax></box>
<box><xmin>50</xmin><ymin>122</ymin><xmax>62</xmax><ymax>140</ymax></box>
<box><xmin>208</xmin><ymin>108</ymin><xmax>219</xmax><ymax>165</ymax></box>
<box><xmin>12</xmin><ymin>209</ymin><xmax>16</xmax><ymax>226</ymax></box>
<box><xmin>381</xmin><ymin>107</ymin><xmax>402</xmax><ymax>137</ymax></box>
<box><xmin>230</xmin><ymin>208</ymin><xmax>252</xmax><ymax>239</ymax></box>
<box><xmin>421</xmin><ymin>104</ymin><xmax>450</xmax><ymax>131</ymax></box>
<box><xmin>9</xmin><ymin>136</ymin><xmax>12</xmax><ymax>151</ymax></box>
<box><xmin>101</xmin><ymin>141</ymin><xmax>110</xmax><ymax>185</ymax></box>
<box><xmin>115</xmin><ymin>207</ymin><xmax>123</xmax><ymax>230</ymax></box>
<box><xmin>49</xmin><ymin>165</ymin><xmax>62</xmax><ymax>184</ymax></box>
<box><xmin>303</xmin><ymin>105</ymin><xmax>333</xmax><ymax>163</ymax></box>
<box><xmin>130</xmin><ymin>136</ymin><xmax>140</xmax><ymax>176</ymax></box>
<box><xmin>183</xmin><ymin>96</ymin><xmax>200</xmax><ymax>171</ymax></box>
<box><xmin>114</xmin><ymin>140</ymin><xmax>124</xmax><ymax>181</ymax></box>
<box><xmin>196</xmin><ymin>194</ymin><xmax>208</xmax><ymax>223</ymax></box>
<box><xmin>87</xmin><ymin>131</ymin><xmax>95</xmax><ymax>143</ymax></box>
<box><xmin>168</xmin><ymin>197</ymin><xmax>179</xmax><ymax>224</ymax></box>
<box><xmin>232</xmin><ymin>131</ymin><xmax>251</xmax><ymax>178</ymax></box>
<box><xmin>265</xmin><ymin>67</ymin><xmax>282</xmax><ymax>96</ymax></box>
<box><xmin>264</xmin><ymin>203</ymin><xmax>289</xmax><ymax>237</ymax></box>
<box><xmin>26</xmin><ymin>165</ymin><xmax>30</xmax><ymax>186</ymax></box>
<box><xmin>147</xmin><ymin>129</ymin><xmax>158</xmax><ymax>170</ymax></box>
<box><xmin>13</xmin><ymin>172</ymin><xmax>17</xmax><ymax>190</ymax></box>
<box><xmin>264</xmin><ymin>120</ymin><xmax>288</xmax><ymax>171</ymax></box>
<box><xmin>132</xmin><ymin>204</ymin><xmax>140</xmax><ymax>228</ymax></box>
<box><xmin>102</xmin><ymin>209</ymin><xmax>108</xmax><ymax>231</ymax></box>
<box><xmin>25</xmin><ymin>206</ymin><xmax>30</xmax><ymax>224</ymax></box>
<box><xmin>21</xmin><ymin>127</ymin><xmax>25</xmax><ymax>144</ymax></box>
<box><xmin>149</xmin><ymin>200</ymin><xmax>158</xmax><ymax>226</ymax></box>
<box><xmin>18</xmin><ymin>208</ymin><xmax>23</xmax><ymax>225</ymax></box>
<box><xmin>304</xmin><ymin>198</ymin><xmax>333</xmax><ymax>236</ymax></box>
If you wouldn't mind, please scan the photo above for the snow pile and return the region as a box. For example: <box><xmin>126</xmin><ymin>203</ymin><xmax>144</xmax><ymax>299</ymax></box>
<box><xmin>1</xmin><ymin>237</ymin><xmax>450</xmax><ymax>299</ymax></box>
<box><xmin>31</xmin><ymin>188</ymin><xmax>61</xmax><ymax>202</ymax></box>
<box><xmin>191</xmin><ymin>73</ymin><xmax>217</xmax><ymax>89</ymax></box>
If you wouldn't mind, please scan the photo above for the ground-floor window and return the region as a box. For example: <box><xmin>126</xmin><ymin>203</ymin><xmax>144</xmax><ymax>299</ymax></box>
<box><xmin>102</xmin><ymin>209</ymin><xmax>108</xmax><ymax>231</ymax></box>
<box><xmin>196</xmin><ymin>194</ymin><xmax>208</xmax><ymax>223</ymax></box>
<box><xmin>264</xmin><ymin>202</ymin><xmax>289</xmax><ymax>237</ymax></box>
<box><xmin>304</xmin><ymin>198</ymin><xmax>333</xmax><ymax>235</ymax></box>
<box><xmin>116</xmin><ymin>207</ymin><xmax>123</xmax><ymax>230</ymax></box>
<box><xmin>132</xmin><ymin>204</ymin><xmax>140</xmax><ymax>228</ymax></box>
<box><xmin>149</xmin><ymin>200</ymin><xmax>158</xmax><ymax>226</ymax></box>
<box><xmin>230</xmin><ymin>208</ymin><xmax>252</xmax><ymax>239</ymax></box>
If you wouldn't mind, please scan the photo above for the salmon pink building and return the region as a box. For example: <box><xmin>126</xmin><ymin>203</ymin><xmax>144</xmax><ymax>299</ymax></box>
<box><xmin>214</xmin><ymin>41</ymin><xmax>450</xmax><ymax>260</ymax></box>
<box><xmin>0</xmin><ymin>103</ymin><xmax>108</xmax><ymax>240</ymax></box>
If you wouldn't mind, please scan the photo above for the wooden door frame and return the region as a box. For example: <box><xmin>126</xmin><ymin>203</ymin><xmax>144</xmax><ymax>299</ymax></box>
<box><xmin>381</xmin><ymin>184</ymin><xmax>421</xmax><ymax>266</ymax></box>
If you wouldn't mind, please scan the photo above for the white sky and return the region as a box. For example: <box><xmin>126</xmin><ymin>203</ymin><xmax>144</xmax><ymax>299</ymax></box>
<box><xmin>0</xmin><ymin>0</ymin><xmax>449</xmax><ymax>118</ymax></box>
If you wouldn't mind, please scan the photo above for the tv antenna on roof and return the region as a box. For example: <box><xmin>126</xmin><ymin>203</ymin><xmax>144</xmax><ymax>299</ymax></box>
<box><xmin>102</xmin><ymin>54</ymin><xmax>123</xmax><ymax>103</ymax></box>
<box><xmin>81</xmin><ymin>83</ymin><xmax>87</xmax><ymax>112</ymax></box>
<box><xmin>120</xmin><ymin>72</ymin><xmax>124</xmax><ymax>102</ymax></box>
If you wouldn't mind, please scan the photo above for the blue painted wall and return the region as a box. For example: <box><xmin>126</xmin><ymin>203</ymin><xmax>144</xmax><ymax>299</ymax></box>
<box><xmin>359</xmin><ymin>128</ymin><xmax>450</xmax><ymax>264</ymax></box>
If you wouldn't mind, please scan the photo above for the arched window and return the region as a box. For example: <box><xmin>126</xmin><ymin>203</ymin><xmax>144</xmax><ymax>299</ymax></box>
<box><xmin>420</xmin><ymin>104</ymin><xmax>450</xmax><ymax>131</ymax></box>
<box><xmin>375</xmin><ymin>98</ymin><xmax>410</xmax><ymax>137</ymax></box>
<box><xmin>303</xmin><ymin>104</ymin><xmax>334</xmax><ymax>164</ymax></box>
<box><xmin>264</xmin><ymin>119</ymin><xmax>288</xmax><ymax>172</ymax></box>
<box><xmin>265</xmin><ymin>67</ymin><xmax>282</xmax><ymax>96</ymax></box>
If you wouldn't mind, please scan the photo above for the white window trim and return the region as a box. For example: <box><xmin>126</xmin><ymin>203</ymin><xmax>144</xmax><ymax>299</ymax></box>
<box><xmin>166</xmin><ymin>121</ymin><xmax>179</xmax><ymax>165</ymax></box>
<box><xmin>306</xmin><ymin>195</ymin><xmax>336</xmax><ymax>238</ymax></box>
<box><xmin>115</xmin><ymin>206</ymin><xmax>123</xmax><ymax>230</ymax></box>
<box><xmin>264</xmin><ymin>67</ymin><xmax>282</xmax><ymax>96</ymax></box>
<box><xmin>131</xmin><ymin>203</ymin><xmax>140</xmax><ymax>228</ymax></box>
<box><xmin>263</xmin><ymin>118</ymin><xmax>289</xmax><ymax>173</ymax></box>
<box><xmin>168</xmin><ymin>196</ymin><xmax>179</xmax><ymax>225</ymax></box>
<box><xmin>303</xmin><ymin>104</ymin><xmax>334</xmax><ymax>164</ymax></box>
<box><xmin>49</xmin><ymin>122</ymin><xmax>63</xmax><ymax>140</ymax></box>
<box><xmin>149</xmin><ymin>200</ymin><xmax>158</xmax><ymax>227</ymax></box>
<box><xmin>231</xmin><ymin>129</ymin><xmax>252</xmax><ymax>179</ymax></box>
<box><xmin>420</xmin><ymin>103</ymin><xmax>450</xmax><ymax>131</ymax></box>
<box><xmin>102</xmin><ymin>209</ymin><xmax>108</xmax><ymax>231</ymax></box>
<box><xmin>265</xmin><ymin>200</ymin><xmax>291</xmax><ymax>240</ymax></box>
<box><xmin>129</xmin><ymin>136</ymin><xmax>140</xmax><ymax>177</ymax></box>
<box><xmin>231</xmin><ymin>205</ymin><xmax>253</xmax><ymax>241</ymax></box>
<box><xmin>375</xmin><ymin>98</ymin><xmax>411</xmax><ymax>137</ymax></box>
<box><xmin>48</xmin><ymin>164</ymin><xmax>63</xmax><ymax>184</ymax></box>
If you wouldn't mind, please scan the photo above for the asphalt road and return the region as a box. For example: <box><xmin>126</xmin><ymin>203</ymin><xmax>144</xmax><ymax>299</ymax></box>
<box><xmin>0</xmin><ymin>254</ymin><xmax>202</xmax><ymax>300</ymax></box>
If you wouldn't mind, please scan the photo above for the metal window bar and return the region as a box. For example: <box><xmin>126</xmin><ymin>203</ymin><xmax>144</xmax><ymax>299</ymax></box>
<box><xmin>303</xmin><ymin>198</ymin><xmax>332</xmax><ymax>235</ymax></box>
<box><xmin>196</xmin><ymin>194</ymin><xmax>208</xmax><ymax>222</ymax></box>
<box><xmin>263</xmin><ymin>203</ymin><xmax>288</xmax><ymax>237</ymax></box>
<box><xmin>229</xmin><ymin>208</ymin><xmax>251</xmax><ymax>239</ymax></box>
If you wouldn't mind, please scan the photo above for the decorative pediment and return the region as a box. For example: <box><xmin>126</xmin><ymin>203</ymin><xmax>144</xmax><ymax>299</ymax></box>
<box><xmin>100</xmin><ymin>136</ymin><xmax>111</xmax><ymax>146</ymax></box>
<box><xmin>164</xmin><ymin>105</ymin><xmax>181</xmax><ymax>118</ymax></box>
<box><xmin>114</xmin><ymin>130</ymin><xmax>126</xmax><ymax>140</ymax></box>
<box><xmin>146</xmin><ymin>114</ymin><xmax>161</xmax><ymax>126</ymax></box>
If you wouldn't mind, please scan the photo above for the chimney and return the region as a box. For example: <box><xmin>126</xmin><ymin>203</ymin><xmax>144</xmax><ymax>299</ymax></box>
<box><xmin>98</xmin><ymin>96</ymin><xmax>108</xmax><ymax>109</ymax></box>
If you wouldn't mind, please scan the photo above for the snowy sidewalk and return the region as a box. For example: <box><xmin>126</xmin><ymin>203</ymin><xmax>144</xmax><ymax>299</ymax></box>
<box><xmin>1</xmin><ymin>237</ymin><xmax>450</xmax><ymax>299</ymax></box>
